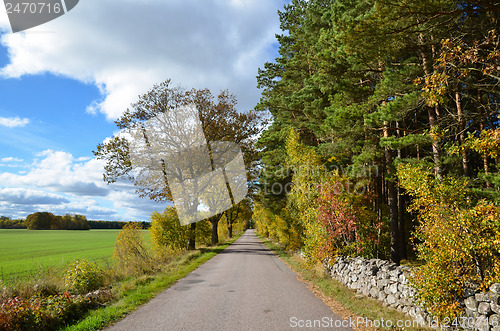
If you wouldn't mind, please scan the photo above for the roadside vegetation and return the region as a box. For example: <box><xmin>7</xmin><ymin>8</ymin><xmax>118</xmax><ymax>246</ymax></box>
<box><xmin>2</xmin><ymin>0</ymin><xmax>498</xmax><ymax>326</ymax></box>
<box><xmin>0</xmin><ymin>229</ymin><xmax>121</xmax><ymax>284</ymax></box>
<box><xmin>259</xmin><ymin>235</ymin><xmax>431</xmax><ymax>331</ymax></box>
<box><xmin>253</xmin><ymin>0</ymin><xmax>500</xmax><ymax>321</ymax></box>
<box><xmin>0</xmin><ymin>210</ymin><xmax>248</xmax><ymax>330</ymax></box>
<box><xmin>1</xmin><ymin>65</ymin><xmax>259</xmax><ymax>330</ymax></box>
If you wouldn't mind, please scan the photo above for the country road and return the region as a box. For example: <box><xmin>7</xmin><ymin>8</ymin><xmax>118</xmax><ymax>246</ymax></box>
<box><xmin>107</xmin><ymin>229</ymin><xmax>352</xmax><ymax>331</ymax></box>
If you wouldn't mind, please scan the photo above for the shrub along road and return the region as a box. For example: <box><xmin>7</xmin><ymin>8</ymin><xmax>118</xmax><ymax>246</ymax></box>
<box><xmin>107</xmin><ymin>229</ymin><xmax>351</xmax><ymax>330</ymax></box>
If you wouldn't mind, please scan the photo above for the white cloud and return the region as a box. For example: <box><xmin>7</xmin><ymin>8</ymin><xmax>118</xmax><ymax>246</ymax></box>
<box><xmin>0</xmin><ymin>0</ymin><xmax>283</xmax><ymax>120</ymax></box>
<box><xmin>0</xmin><ymin>150</ymin><xmax>108</xmax><ymax>196</ymax></box>
<box><xmin>0</xmin><ymin>157</ymin><xmax>25</xmax><ymax>168</ymax></box>
<box><xmin>0</xmin><ymin>150</ymin><xmax>166</xmax><ymax>220</ymax></box>
<box><xmin>0</xmin><ymin>187</ymin><xmax>69</xmax><ymax>205</ymax></box>
<box><xmin>49</xmin><ymin>200</ymin><xmax>118</xmax><ymax>220</ymax></box>
<box><xmin>0</xmin><ymin>0</ymin><xmax>283</xmax><ymax>220</ymax></box>
<box><xmin>0</xmin><ymin>116</ymin><xmax>30</xmax><ymax>127</ymax></box>
<box><xmin>1</xmin><ymin>157</ymin><xmax>23</xmax><ymax>162</ymax></box>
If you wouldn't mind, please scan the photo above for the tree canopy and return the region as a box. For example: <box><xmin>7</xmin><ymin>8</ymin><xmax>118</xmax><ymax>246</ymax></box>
<box><xmin>25</xmin><ymin>212</ymin><xmax>90</xmax><ymax>230</ymax></box>
<box><xmin>255</xmin><ymin>0</ymin><xmax>499</xmax><ymax>262</ymax></box>
<box><xmin>94</xmin><ymin>80</ymin><xmax>265</xmax><ymax>246</ymax></box>
<box><xmin>253</xmin><ymin>0</ymin><xmax>500</xmax><ymax>318</ymax></box>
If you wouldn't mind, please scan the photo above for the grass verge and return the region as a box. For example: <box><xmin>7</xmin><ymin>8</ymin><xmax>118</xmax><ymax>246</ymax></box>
<box><xmin>0</xmin><ymin>229</ymin><xmax>123</xmax><ymax>285</ymax></box>
<box><xmin>62</xmin><ymin>235</ymin><xmax>241</xmax><ymax>331</ymax></box>
<box><xmin>257</xmin><ymin>235</ymin><xmax>430</xmax><ymax>331</ymax></box>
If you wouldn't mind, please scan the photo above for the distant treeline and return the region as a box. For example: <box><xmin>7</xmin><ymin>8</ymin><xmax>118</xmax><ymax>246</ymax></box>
<box><xmin>87</xmin><ymin>220</ymin><xmax>150</xmax><ymax>229</ymax></box>
<box><xmin>0</xmin><ymin>215</ymin><xmax>150</xmax><ymax>230</ymax></box>
<box><xmin>26</xmin><ymin>212</ymin><xmax>90</xmax><ymax>230</ymax></box>
<box><xmin>0</xmin><ymin>216</ymin><xmax>25</xmax><ymax>229</ymax></box>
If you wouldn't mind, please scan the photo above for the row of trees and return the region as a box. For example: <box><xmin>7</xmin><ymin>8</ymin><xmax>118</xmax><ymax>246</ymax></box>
<box><xmin>87</xmin><ymin>220</ymin><xmax>150</xmax><ymax>229</ymax></box>
<box><xmin>95</xmin><ymin>81</ymin><xmax>263</xmax><ymax>248</ymax></box>
<box><xmin>0</xmin><ymin>217</ymin><xmax>152</xmax><ymax>230</ymax></box>
<box><xmin>25</xmin><ymin>212</ymin><xmax>90</xmax><ymax>230</ymax></box>
<box><xmin>0</xmin><ymin>216</ymin><xmax>25</xmax><ymax>229</ymax></box>
<box><xmin>253</xmin><ymin>0</ymin><xmax>500</xmax><ymax>319</ymax></box>
<box><xmin>148</xmin><ymin>198</ymin><xmax>252</xmax><ymax>251</ymax></box>
<box><xmin>255</xmin><ymin>0</ymin><xmax>499</xmax><ymax>260</ymax></box>
<box><xmin>92</xmin><ymin>0</ymin><xmax>498</xmax><ymax>318</ymax></box>
<box><xmin>113</xmin><ymin>206</ymin><xmax>251</xmax><ymax>277</ymax></box>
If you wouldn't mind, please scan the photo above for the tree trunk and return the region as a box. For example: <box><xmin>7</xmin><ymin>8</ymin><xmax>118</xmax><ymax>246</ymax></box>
<box><xmin>210</xmin><ymin>216</ymin><xmax>219</xmax><ymax>246</ymax></box>
<box><xmin>388</xmin><ymin>179</ymin><xmax>400</xmax><ymax>264</ymax></box>
<box><xmin>188</xmin><ymin>223</ymin><xmax>196</xmax><ymax>250</ymax></box>
<box><xmin>384</xmin><ymin>121</ymin><xmax>401</xmax><ymax>265</ymax></box>
<box><xmin>224</xmin><ymin>206</ymin><xmax>240</xmax><ymax>239</ymax></box>
<box><xmin>429</xmin><ymin>106</ymin><xmax>443</xmax><ymax>179</ymax></box>
<box><xmin>419</xmin><ymin>33</ymin><xmax>442</xmax><ymax>179</ymax></box>
<box><xmin>456</xmin><ymin>90</ymin><xmax>469</xmax><ymax>177</ymax></box>
<box><xmin>478</xmin><ymin>90</ymin><xmax>491</xmax><ymax>187</ymax></box>
<box><xmin>228</xmin><ymin>221</ymin><xmax>233</xmax><ymax>238</ymax></box>
<box><xmin>396</xmin><ymin>121</ymin><xmax>406</xmax><ymax>260</ymax></box>
<box><xmin>398</xmin><ymin>186</ymin><xmax>407</xmax><ymax>260</ymax></box>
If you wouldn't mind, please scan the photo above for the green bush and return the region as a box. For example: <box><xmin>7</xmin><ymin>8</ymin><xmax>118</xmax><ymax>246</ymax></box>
<box><xmin>150</xmin><ymin>207</ymin><xmax>211</xmax><ymax>251</ymax></box>
<box><xmin>256</xmin><ymin>129</ymin><xmax>390</xmax><ymax>262</ymax></box>
<box><xmin>64</xmin><ymin>260</ymin><xmax>103</xmax><ymax>294</ymax></box>
<box><xmin>114</xmin><ymin>222</ymin><xmax>152</xmax><ymax>275</ymax></box>
<box><xmin>150</xmin><ymin>209</ymin><xmax>189</xmax><ymax>252</ymax></box>
<box><xmin>254</xmin><ymin>203</ymin><xmax>302</xmax><ymax>250</ymax></box>
<box><xmin>285</xmin><ymin>129</ymin><xmax>326</xmax><ymax>264</ymax></box>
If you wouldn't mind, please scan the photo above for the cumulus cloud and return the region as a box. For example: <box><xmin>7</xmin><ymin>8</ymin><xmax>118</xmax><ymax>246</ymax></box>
<box><xmin>0</xmin><ymin>0</ymin><xmax>283</xmax><ymax>220</ymax></box>
<box><xmin>0</xmin><ymin>196</ymin><xmax>118</xmax><ymax>220</ymax></box>
<box><xmin>49</xmin><ymin>200</ymin><xmax>118</xmax><ymax>220</ymax></box>
<box><xmin>0</xmin><ymin>0</ymin><xmax>283</xmax><ymax>119</ymax></box>
<box><xmin>0</xmin><ymin>150</ymin><xmax>106</xmax><ymax>195</ymax></box>
<box><xmin>0</xmin><ymin>116</ymin><xmax>30</xmax><ymax>127</ymax></box>
<box><xmin>0</xmin><ymin>149</ymin><xmax>166</xmax><ymax>220</ymax></box>
<box><xmin>0</xmin><ymin>187</ymin><xmax>69</xmax><ymax>205</ymax></box>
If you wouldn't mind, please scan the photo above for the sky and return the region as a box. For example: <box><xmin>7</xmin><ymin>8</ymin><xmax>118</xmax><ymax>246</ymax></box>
<box><xmin>0</xmin><ymin>0</ymin><xmax>284</xmax><ymax>221</ymax></box>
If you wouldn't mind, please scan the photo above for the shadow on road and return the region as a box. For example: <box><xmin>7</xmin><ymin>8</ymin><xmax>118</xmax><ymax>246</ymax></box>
<box><xmin>218</xmin><ymin>240</ymin><xmax>276</xmax><ymax>256</ymax></box>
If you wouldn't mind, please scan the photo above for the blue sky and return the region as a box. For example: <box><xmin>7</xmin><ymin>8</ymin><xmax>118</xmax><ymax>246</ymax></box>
<box><xmin>0</xmin><ymin>0</ymin><xmax>284</xmax><ymax>221</ymax></box>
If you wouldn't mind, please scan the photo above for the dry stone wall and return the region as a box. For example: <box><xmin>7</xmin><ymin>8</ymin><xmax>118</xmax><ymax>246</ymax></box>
<box><xmin>325</xmin><ymin>256</ymin><xmax>500</xmax><ymax>330</ymax></box>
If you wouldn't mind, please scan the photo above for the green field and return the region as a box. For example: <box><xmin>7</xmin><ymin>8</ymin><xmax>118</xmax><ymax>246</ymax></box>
<box><xmin>0</xmin><ymin>229</ymin><xmax>129</xmax><ymax>284</ymax></box>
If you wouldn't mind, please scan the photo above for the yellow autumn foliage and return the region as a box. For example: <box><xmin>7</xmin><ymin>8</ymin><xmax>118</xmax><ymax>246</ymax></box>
<box><xmin>397</xmin><ymin>163</ymin><xmax>500</xmax><ymax>319</ymax></box>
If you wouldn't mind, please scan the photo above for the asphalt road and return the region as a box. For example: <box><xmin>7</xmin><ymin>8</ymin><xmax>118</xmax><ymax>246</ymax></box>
<box><xmin>107</xmin><ymin>229</ymin><xmax>352</xmax><ymax>331</ymax></box>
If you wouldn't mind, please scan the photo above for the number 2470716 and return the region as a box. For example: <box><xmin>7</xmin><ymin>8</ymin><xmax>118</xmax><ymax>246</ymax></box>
<box><xmin>5</xmin><ymin>2</ymin><xmax>62</xmax><ymax>14</ymax></box>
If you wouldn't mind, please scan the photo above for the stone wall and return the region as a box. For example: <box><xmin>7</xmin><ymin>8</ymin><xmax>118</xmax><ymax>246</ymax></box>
<box><xmin>324</xmin><ymin>256</ymin><xmax>500</xmax><ymax>330</ymax></box>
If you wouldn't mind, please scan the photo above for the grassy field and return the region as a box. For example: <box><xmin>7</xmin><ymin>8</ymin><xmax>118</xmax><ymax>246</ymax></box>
<box><xmin>0</xmin><ymin>229</ymin><xmax>136</xmax><ymax>284</ymax></box>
